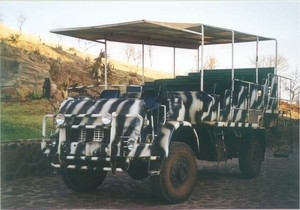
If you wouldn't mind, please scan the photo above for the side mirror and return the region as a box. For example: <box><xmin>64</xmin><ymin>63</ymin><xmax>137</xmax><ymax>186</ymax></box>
<box><xmin>43</xmin><ymin>78</ymin><xmax>51</xmax><ymax>99</ymax></box>
<box><xmin>154</xmin><ymin>79</ymin><xmax>167</xmax><ymax>104</ymax></box>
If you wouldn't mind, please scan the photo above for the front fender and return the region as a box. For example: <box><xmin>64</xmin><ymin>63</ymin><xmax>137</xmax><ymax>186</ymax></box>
<box><xmin>152</xmin><ymin>121</ymin><xmax>199</xmax><ymax>159</ymax></box>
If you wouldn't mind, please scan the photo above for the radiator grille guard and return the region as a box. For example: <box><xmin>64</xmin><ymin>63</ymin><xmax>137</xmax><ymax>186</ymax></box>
<box><xmin>75</xmin><ymin>129</ymin><xmax>105</xmax><ymax>142</ymax></box>
<box><xmin>63</xmin><ymin>113</ymin><xmax>144</xmax><ymax>157</ymax></box>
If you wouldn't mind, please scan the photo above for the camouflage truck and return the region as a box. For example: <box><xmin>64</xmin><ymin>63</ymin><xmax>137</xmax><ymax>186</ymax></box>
<box><xmin>41</xmin><ymin>20</ymin><xmax>293</xmax><ymax>203</ymax></box>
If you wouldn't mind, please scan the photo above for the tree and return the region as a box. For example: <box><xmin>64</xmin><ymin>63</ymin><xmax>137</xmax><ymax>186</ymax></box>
<box><xmin>204</xmin><ymin>56</ymin><xmax>218</xmax><ymax>69</ymax></box>
<box><xmin>123</xmin><ymin>44</ymin><xmax>142</xmax><ymax>67</ymax></box>
<box><xmin>133</xmin><ymin>48</ymin><xmax>141</xmax><ymax>67</ymax></box>
<box><xmin>123</xmin><ymin>44</ymin><xmax>135</xmax><ymax>63</ymax></box>
<box><xmin>8</xmin><ymin>13</ymin><xmax>27</xmax><ymax>44</ymax></box>
<box><xmin>148</xmin><ymin>45</ymin><xmax>154</xmax><ymax>67</ymax></box>
<box><xmin>249</xmin><ymin>54</ymin><xmax>289</xmax><ymax>73</ymax></box>
<box><xmin>282</xmin><ymin>67</ymin><xmax>300</xmax><ymax>103</ymax></box>
<box><xmin>0</xmin><ymin>12</ymin><xmax>4</xmax><ymax>23</ymax></box>
<box><xmin>18</xmin><ymin>13</ymin><xmax>27</xmax><ymax>33</ymax></box>
<box><xmin>250</xmin><ymin>54</ymin><xmax>299</xmax><ymax>103</ymax></box>
<box><xmin>78</xmin><ymin>39</ymin><xmax>97</xmax><ymax>53</ymax></box>
<box><xmin>90</xmin><ymin>50</ymin><xmax>115</xmax><ymax>84</ymax></box>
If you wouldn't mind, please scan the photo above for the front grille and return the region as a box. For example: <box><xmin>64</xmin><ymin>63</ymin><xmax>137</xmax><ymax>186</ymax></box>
<box><xmin>93</xmin><ymin>129</ymin><xmax>104</xmax><ymax>141</ymax></box>
<box><xmin>78</xmin><ymin>129</ymin><xmax>86</xmax><ymax>142</ymax></box>
<box><xmin>75</xmin><ymin>128</ymin><xmax>105</xmax><ymax>142</ymax></box>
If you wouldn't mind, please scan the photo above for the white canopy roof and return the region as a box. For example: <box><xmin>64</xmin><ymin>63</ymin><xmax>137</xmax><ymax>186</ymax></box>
<box><xmin>51</xmin><ymin>19</ymin><xmax>275</xmax><ymax>49</ymax></box>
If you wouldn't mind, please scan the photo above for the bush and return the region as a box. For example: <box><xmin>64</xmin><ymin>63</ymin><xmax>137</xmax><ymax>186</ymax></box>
<box><xmin>56</xmin><ymin>44</ymin><xmax>63</xmax><ymax>51</ymax></box>
<box><xmin>16</xmin><ymin>89</ymin><xmax>27</xmax><ymax>101</ymax></box>
<box><xmin>31</xmin><ymin>87</ymin><xmax>43</xmax><ymax>100</ymax></box>
<box><xmin>1</xmin><ymin>94</ymin><xmax>12</xmax><ymax>101</ymax></box>
<box><xmin>8</xmin><ymin>33</ymin><xmax>21</xmax><ymax>44</ymax></box>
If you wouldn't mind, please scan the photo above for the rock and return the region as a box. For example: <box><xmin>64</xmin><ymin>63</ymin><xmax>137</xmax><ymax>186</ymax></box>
<box><xmin>24</xmin><ymin>156</ymin><xmax>34</xmax><ymax>164</ymax></box>
<box><xmin>16</xmin><ymin>164</ymin><xmax>29</xmax><ymax>178</ymax></box>
<box><xmin>6</xmin><ymin>160</ymin><xmax>18</xmax><ymax>173</ymax></box>
<box><xmin>1</xmin><ymin>45</ymin><xmax>51</xmax><ymax>100</ymax></box>
<box><xmin>8</xmin><ymin>143</ymin><xmax>18</xmax><ymax>151</ymax></box>
<box><xmin>29</xmin><ymin>165</ymin><xmax>37</xmax><ymax>176</ymax></box>
<box><xmin>37</xmin><ymin>159</ymin><xmax>48</xmax><ymax>175</ymax></box>
<box><xmin>17</xmin><ymin>146</ymin><xmax>27</xmax><ymax>159</ymax></box>
<box><xmin>4</xmin><ymin>174</ymin><xmax>15</xmax><ymax>181</ymax></box>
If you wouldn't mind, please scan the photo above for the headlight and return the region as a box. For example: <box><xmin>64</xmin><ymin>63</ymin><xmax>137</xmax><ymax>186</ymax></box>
<box><xmin>126</xmin><ymin>136</ymin><xmax>139</xmax><ymax>151</ymax></box>
<box><xmin>127</xmin><ymin>138</ymin><xmax>135</xmax><ymax>151</ymax></box>
<box><xmin>55</xmin><ymin>113</ymin><xmax>65</xmax><ymax>125</ymax></box>
<box><xmin>102</xmin><ymin>113</ymin><xmax>112</xmax><ymax>125</ymax></box>
<box><xmin>51</xmin><ymin>138</ymin><xmax>57</xmax><ymax>147</ymax></box>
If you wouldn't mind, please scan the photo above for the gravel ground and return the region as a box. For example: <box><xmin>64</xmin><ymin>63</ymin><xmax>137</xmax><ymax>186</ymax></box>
<box><xmin>1</xmin><ymin>147</ymin><xmax>299</xmax><ymax>209</ymax></box>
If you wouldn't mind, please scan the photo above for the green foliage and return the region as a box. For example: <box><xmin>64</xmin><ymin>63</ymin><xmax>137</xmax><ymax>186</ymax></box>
<box><xmin>8</xmin><ymin>33</ymin><xmax>21</xmax><ymax>44</ymax></box>
<box><xmin>1</xmin><ymin>38</ymin><xmax>7</xmax><ymax>45</ymax></box>
<box><xmin>90</xmin><ymin>50</ymin><xmax>116</xmax><ymax>84</ymax></box>
<box><xmin>56</xmin><ymin>44</ymin><xmax>63</xmax><ymax>51</ymax></box>
<box><xmin>31</xmin><ymin>87</ymin><xmax>43</xmax><ymax>100</ymax></box>
<box><xmin>129</xmin><ymin>71</ymin><xmax>138</xmax><ymax>77</ymax></box>
<box><xmin>68</xmin><ymin>47</ymin><xmax>76</xmax><ymax>52</ymax></box>
<box><xmin>1</xmin><ymin>100</ymin><xmax>54</xmax><ymax>140</ymax></box>
<box><xmin>33</xmin><ymin>49</ymin><xmax>40</xmax><ymax>55</ymax></box>
<box><xmin>1</xmin><ymin>94</ymin><xmax>12</xmax><ymax>100</ymax></box>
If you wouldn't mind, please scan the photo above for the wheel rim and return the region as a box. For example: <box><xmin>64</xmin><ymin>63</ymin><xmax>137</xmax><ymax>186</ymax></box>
<box><xmin>250</xmin><ymin>143</ymin><xmax>261</xmax><ymax>172</ymax></box>
<box><xmin>170</xmin><ymin>157</ymin><xmax>189</xmax><ymax>189</ymax></box>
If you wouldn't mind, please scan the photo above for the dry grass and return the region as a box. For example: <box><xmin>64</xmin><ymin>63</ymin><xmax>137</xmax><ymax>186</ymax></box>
<box><xmin>0</xmin><ymin>23</ymin><xmax>173</xmax><ymax>80</ymax></box>
<box><xmin>110</xmin><ymin>58</ymin><xmax>173</xmax><ymax>79</ymax></box>
<box><xmin>279</xmin><ymin>101</ymin><xmax>300</xmax><ymax>119</ymax></box>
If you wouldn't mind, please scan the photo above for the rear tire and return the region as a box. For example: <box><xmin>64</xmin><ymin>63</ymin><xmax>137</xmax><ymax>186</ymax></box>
<box><xmin>151</xmin><ymin>142</ymin><xmax>197</xmax><ymax>204</ymax></box>
<box><xmin>61</xmin><ymin>168</ymin><xmax>107</xmax><ymax>192</ymax></box>
<box><xmin>239</xmin><ymin>137</ymin><xmax>262</xmax><ymax>179</ymax></box>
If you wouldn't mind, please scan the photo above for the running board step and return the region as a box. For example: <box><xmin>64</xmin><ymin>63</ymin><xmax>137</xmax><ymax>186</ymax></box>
<box><xmin>273</xmin><ymin>152</ymin><xmax>292</xmax><ymax>158</ymax></box>
<box><xmin>148</xmin><ymin>170</ymin><xmax>160</xmax><ymax>176</ymax></box>
<box><xmin>67</xmin><ymin>165</ymin><xmax>124</xmax><ymax>172</ymax></box>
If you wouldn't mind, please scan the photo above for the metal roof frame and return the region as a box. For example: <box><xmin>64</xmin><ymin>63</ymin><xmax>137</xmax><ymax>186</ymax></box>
<box><xmin>50</xmin><ymin>19</ymin><xmax>277</xmax><ymax>91</ymax></box>
<box><xmin>51</xmin><ymin>19</ymin><xmax>275</xmax><ymax>49</ymax></box>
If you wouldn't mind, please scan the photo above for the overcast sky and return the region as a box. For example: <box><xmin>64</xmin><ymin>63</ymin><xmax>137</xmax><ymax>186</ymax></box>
<box><xmin>1</xmin><ymin>1</ymin><xmax>299</xmax><ymax>75</ymax></box>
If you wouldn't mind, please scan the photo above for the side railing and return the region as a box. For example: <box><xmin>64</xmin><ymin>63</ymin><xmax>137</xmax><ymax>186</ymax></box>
<box><xmin>267</xmin><ymin>73</ymin><xmax>292</xmax><ymax>112</ymax></box>
<box><xmin>230</xmin><ymin>79</ymin><xmax>267</xmax><ymax>124</ymax></box>
<box><xmin>266</xmin><ymin>73</ymin><xmax>294</xmax><ymax>157</ymax></box>
<box><xmin>225</xmin><ymin>73</ymin><xmax>292</xmax><ymax>125</ymax></box>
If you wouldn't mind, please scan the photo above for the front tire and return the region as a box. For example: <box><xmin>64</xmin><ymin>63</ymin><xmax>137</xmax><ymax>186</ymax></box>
<box><xmin>151</xmin><ymin>142</ymin><xmax>197</xmax><ymax>204</ymax></box>
<box><xmin>61</xmin><ymin>168</ymin><xmax>107</xmax><ymax>192</ymax></box>
<box><xmin>239</xmin><ymin>137</ymin><xmax>262</xmax><ymax>179</ymax></box>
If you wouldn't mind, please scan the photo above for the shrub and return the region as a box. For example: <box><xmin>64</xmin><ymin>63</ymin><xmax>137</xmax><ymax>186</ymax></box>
<box><xmin>1</xmin><ymin>94</ymin><xmax>12</xmax><ymax>101</ymax></box>
<box><xmin>90</xmin><ymin>50</ymin><xmax>115</xmax><ymax>84</ymax></box>
<box><xmin>33</xmin><ymin>49</ymin><xmax>40</xmax><ymax>55</ymax></box>
<box><xmin>17</xmin><ymin>88</ymin><xmax>27</xmax><ymax>101</ymax></box>
<box><xmin>56</xmin><ymin>44</ymin><xmax>63</xmax><ymax>51</ymax></box>
<box><xmin>68</xmin><ymin>47</ymin><xmax>76</xmax><ymax>52</ymax></box>
<box><xmin>8</xmin><ymin>33</ymin><xmax>21</xmax><ymax>44</ymax></box>
<box><xmin>31</xmin><ymin>87</ymin><xmax>43</xmax><ymax>100</ymax></box>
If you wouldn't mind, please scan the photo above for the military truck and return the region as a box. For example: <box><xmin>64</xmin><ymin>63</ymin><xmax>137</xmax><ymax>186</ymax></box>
<box><xmin>41</xmin><ymin>20</ymin><xmax>293</xmax><ymax>203</ymax></box>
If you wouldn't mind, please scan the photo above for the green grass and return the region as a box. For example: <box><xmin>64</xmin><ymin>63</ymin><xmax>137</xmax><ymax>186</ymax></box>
<box><xmin>1</xmin><ymin>100</ymin><xmax>55</xmax><ymax>140</ymax></box>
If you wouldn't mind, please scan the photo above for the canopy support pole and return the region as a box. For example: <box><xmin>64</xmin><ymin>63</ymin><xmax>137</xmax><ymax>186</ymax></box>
<box><xmin>104</xmin><ymin>40</ymin><xmax>107</xmax><ymax>89</ymax></box>
<box><xmin>197</xmin><ymin>48</ymin><xmax>200</xmax><ymax>71</ymax></box>
<box><xmin>173</xmin><ymin>47</ymin><xmax>176</xmax><ymax>78</ymax></box>
<box><xmin>231</xmin><ymin>31</ymin><xmax>235</xmax><ymax>91</ymax></box>
<box><xmin>275</xmin><ymin>39</ymin><xmax>278</xmax><ymax>75</ymax></box>
<box><xmin>256</xmin><ymin>36</ymin><xmax>259</xmax><ymax>83</ymax></box>
<box><xmin>142</xmin><ymin>44</ymin><xmax>145</xmax><ymax>84</ymax></box>
<box><xmin>200</xmin><ymin>25</ymin><xmax>204</xmax><ymax>91</ymax></box>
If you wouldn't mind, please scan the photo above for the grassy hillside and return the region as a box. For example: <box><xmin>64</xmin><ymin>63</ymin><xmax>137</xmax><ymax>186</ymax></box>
<box><xmin>1</xmin><ymin>100</ymin><xmax>54</xmax><ymax>140</ymax></box>
<box><xmin>0</xmin><ymin>23</ymin><xmax>173</xmax><ymax>140</ymax></box>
